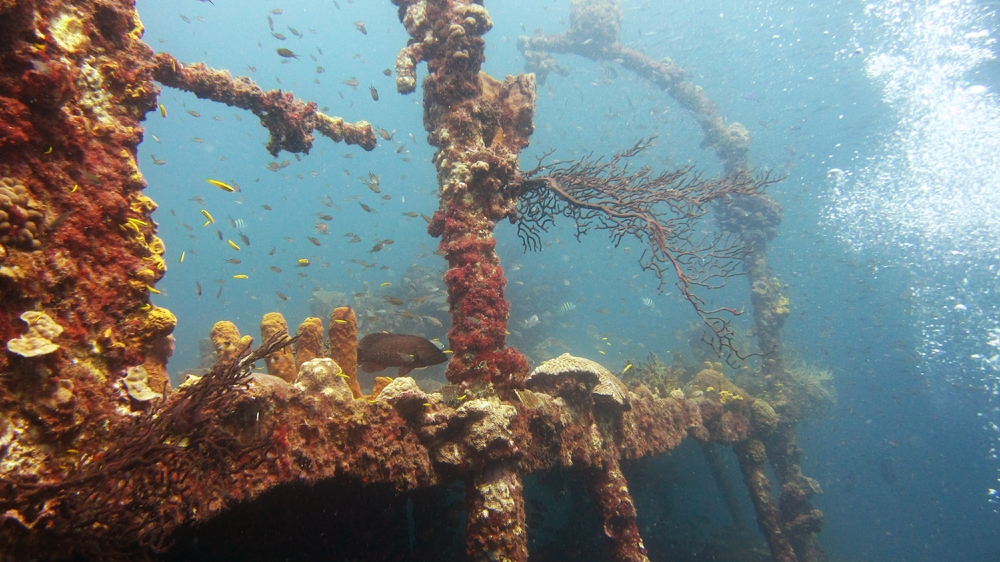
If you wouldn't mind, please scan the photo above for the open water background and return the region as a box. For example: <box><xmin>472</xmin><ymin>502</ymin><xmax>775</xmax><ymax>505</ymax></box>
<box><xmin>134</xmin><ymin>0</ymin><xmax>1000</xmax><ymax>559</ymax></box>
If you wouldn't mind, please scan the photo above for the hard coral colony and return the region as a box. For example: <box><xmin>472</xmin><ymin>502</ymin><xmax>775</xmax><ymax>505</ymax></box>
<box><xmin>0</xmin><ymin>1</ymin><xmax>828</xmax><ymax>562</ymax></box>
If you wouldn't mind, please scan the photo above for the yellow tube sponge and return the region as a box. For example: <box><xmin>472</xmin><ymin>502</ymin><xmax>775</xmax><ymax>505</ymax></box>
<box><xmin>261</xmin><ymin>312</ymin><xmax>296</xmax><ymax>382</ymax></box>
<box><xmin>209</xmin><ymin>320</ymin><xmax>242</xmax><ymax>363</ymax></box>
<box><xmin>294</xmin><ymin>317</ymin><xmax>325</xmax><ymax>370</ymax></box>
<box><xmin>329</xmin><ymin>306</ymin><xmax>361</xmax><ymax>399</ymax></box>
<box><xmin>7</xmin><ymin>311</ymin><xmax>63</xmax><ymax>357</ymax></box>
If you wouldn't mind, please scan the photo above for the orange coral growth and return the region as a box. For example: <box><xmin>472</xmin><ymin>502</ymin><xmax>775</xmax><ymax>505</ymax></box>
<box><xmin>294</xmin><ymin>317</ymin><xmax>325</xmax><ymax>370</ymax></box>
<box><xmin>141</xmin><ymin>335</ymin><xmax>174</xmax><ymax>395</ymax></box>
<box><xmin>328</xmin><ymin>306</ymin><xmax>361</xmax><ymax>399</ymax></box>
<box><xmin>261</xmin><ymin>312</ymin><xmax>296</xmax><ymax>382</ymax></box>
<box><xmin>370</xmin><ymin>376</ymin><xmax>393</xmax><ymax>399</ymax></box>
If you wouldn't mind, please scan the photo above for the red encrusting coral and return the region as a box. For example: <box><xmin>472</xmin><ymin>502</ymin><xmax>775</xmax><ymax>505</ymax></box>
<box><xmin>0</xmin><ymin>0</ymin><xmax>169</xmax><ymax>380</ymax></box>
<box><xmin>393</xmin><ymin>0</ymin><xmax>536</xmax><ymax>395</ymax></box>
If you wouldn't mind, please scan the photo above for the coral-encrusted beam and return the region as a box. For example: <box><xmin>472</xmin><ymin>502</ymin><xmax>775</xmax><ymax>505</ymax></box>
<box><xmin>735</xmin><ymin>439</ymin><xmax>797</xmax><ymax>562</ymax></box>
<box><xmin>151</xmin><ymin>54</ymin><xmax>376</xmax><ymax>156</ymax></box>
<box><xmin>589</xmin><ymin>459</ymin><xmax>648</xmax><ymax>562</ymax></box>
<box><xmin>392</xmin><ymin>0</ymin><xmax>535</xmax><ymax>392</ymax></box>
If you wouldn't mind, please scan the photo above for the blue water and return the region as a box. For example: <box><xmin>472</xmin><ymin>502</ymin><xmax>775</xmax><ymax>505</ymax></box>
<box><xmin>136</xmin><ymin>0</ymin><xmax>1000</xmax><ymax>560</ymax></box>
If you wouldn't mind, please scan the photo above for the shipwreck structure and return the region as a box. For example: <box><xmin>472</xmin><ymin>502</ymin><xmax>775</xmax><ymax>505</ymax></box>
<box><xmin>0</xmin><ymin>0</ymin><xmax>826</xmax><ymax>561</ymax></box>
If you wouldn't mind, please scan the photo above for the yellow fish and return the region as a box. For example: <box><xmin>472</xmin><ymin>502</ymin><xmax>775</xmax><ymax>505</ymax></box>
<box><xmin>622</xmin><ymin>363</ymin><xmax>632</xmax><ymax>374</ymax></box>
<box><xmin>179</xmin><ymin>251</ymin><xmax>185</xmax><ymax>264</ymax></box>
<box><xmin>206</xmin><ymin>179</ymin><xmax>235</xmax><ymax>192</ymax></box>
<box><xmin>227</xmin><ymin>239</ymin><xmax>240</xmax><ymax>251</ymax></box>
<box><xmin>201</xmin><ymin>209</ymin><xmax>215</xmax><ymax>224</ymax></box>
<box><xmin>233</xmin><ymin>274</ymin><xmax>248</xmax><ymax>279</ymax></box>
<box><xmin>158</xmin><ymin>103</ymin><xmax>167</xmax><ymax>118</ymax></box>
<box><xmin>380</xmin><ymin>282</ymin><xmax>391</xmax><ymax>287</ymax></box>
<box><xmin>297</xmin><ymin>258</ymin><xmax>310</xmax><ymax>266</ymax></box>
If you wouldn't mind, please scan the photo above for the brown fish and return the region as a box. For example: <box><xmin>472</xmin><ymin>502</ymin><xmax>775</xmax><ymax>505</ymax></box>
<box><xmin>47</xmin><ymin>210</ymin><xmax>75</xmax><ymax>233</ymax></box>
<box><xmin>357</xmin><ymin>333</ymin><xmax>448</xmax><ymax>377</ymax></box>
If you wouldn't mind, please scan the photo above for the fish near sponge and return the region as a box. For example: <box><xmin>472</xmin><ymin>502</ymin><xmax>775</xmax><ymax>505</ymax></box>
<box><xmin>357</xmin><ymin>332</ymin><xmax>448</xmax><ymax>377</ymax></box>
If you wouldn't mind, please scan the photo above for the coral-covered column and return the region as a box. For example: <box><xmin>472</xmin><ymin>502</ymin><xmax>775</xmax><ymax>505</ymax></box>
<box><xmin>698</xmin><ymin>440</ymin><xmax>748</xmax><ymax>530</ymax></box>
<box><xmin>588</xmin><ymin>458</ymin><xmax>648</xmax><ymax>562</ymax></box>
<box><xmin>466</xmin><ymin>464</ymin><xmax>528</xmax><ymax>562</ymax></box>
<box><xmin>0</xmin><ymin>0</ymin><xmax>175</xmax><ymax>368</ymax></box>
<box><xmin>734</xmin><ymin>439</ymin><xmax>797</xmax><ymax>562</ymax></box>
<box><xmin>1</xmin><ymin>0</ymin><xmax>176</xmax><ymax>458</ymax></box>
<box><xmin>392</xmin><ymin>0</ymin><xmax>535</xmax><ymax>391</ymax></box>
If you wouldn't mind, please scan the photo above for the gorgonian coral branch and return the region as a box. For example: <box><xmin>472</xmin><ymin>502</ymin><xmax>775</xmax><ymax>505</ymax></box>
<box><xmin>512</xmin><ymin>138</ymin><xmax>778</xmax><ymax>355</ymax></box>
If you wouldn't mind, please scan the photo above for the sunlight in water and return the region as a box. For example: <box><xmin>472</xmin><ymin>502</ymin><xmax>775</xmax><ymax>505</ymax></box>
<box><xmin>827</xmin><ymin>0</ymin><xmax>1000</xmax><ymax>508</ymax></box>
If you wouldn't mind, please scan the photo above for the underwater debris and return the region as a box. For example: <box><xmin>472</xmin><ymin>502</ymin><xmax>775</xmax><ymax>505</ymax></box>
<box><xmin>0</xmin><ymin>2</ymin><xmax>834</xmax><ymax>561</ymax></box>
